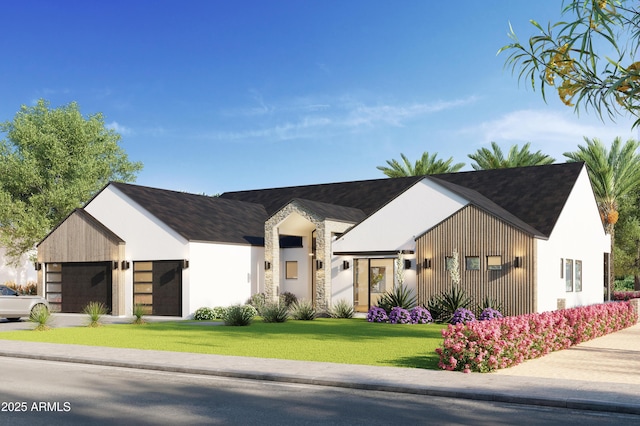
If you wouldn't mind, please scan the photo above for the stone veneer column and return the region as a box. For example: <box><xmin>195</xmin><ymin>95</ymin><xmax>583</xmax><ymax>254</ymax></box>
<box><xmin>264</xmin><ymin>225</ymin><xmax>279</xmax><ymax>302</ymax></box>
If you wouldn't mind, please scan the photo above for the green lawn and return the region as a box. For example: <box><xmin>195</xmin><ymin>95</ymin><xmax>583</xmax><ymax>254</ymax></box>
<box><xmin>0</xmin><ymin>318</ymin><xmax>445</xmax><ymax>369</ymax></box>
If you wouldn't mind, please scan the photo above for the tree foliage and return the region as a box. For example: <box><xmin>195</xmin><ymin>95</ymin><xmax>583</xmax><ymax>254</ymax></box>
<box><xmin>377</xmin><ymin>152</ymin><xmax>464</xmax><ymax>177</ymax></box>
<box><xmin>499</xmin><ymin>1</ymin><xmax>640</xmax><ymax>126</ymax></box>
<box><xmin>468</xmin><ymin>142</ymin><xmax>555</xmax><ymax>170</ymax></box>
<box><xmin>564</xmin><ymin>136</ymin><xmax>640</xmax><ymax>233</ymax></box>
<box><xmin>0</xmin><ymin>99</ymin><xmax>143</xmax><ymax>263</ymax></box>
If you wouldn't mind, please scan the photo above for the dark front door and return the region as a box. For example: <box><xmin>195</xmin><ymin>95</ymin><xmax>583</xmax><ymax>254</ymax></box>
<box><xmin>152</xmin><ymin>260</ymin><xmax>182</xmax><ymax>316</ymax></box>
<box><xmin>61</xmin><ymin>262</ymin><xmax>112</xmax><ymax>313</ymax></box>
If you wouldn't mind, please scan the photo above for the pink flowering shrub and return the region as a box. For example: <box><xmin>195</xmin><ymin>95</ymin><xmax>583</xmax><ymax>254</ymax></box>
<box><xmin>436</xmin><ymin>302</ymin><xmax>638</xmax><ymax>373</ymax></box>
<box><xmin>613</xmin><ymin>291</ymin><xmax>640</xmax><ymax>301</ymax></box>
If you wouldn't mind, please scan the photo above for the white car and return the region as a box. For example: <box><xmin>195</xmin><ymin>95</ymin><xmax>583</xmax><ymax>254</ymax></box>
<box><xmin>0</xmin><ymin>285</ymin><xmax>50</xmax><ymax>321</ymax></box>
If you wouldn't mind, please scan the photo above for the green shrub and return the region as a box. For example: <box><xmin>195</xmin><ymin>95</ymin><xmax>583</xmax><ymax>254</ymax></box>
<box><xmin>212</xmin><ymin>306</ymin><xmax>228</xmax><ymax>319</ymax></box>
<box><xmin>193</xmin><ymin>307</ymin><xmax>216</xmax><ymax>320</ymax></box>
<box><xmin>329</xmin><ymin>299</ymin><xmax>355</xmax><ymax>319</ymax></box>
<box><xmin>247</xmin><ymin>293</ymin><xmax>266</xmax><ymax>315</ymax></box>
<box><xmin>290</xmin><ymin>299</ymin><xmax>316</xmax><ymax>320</ymax></box>
<box><xmin>261</xmin><ymin>301</ymin><xmax>289</xmax><ymax>323</ymax></box>
<box><xmin>427</xmin><ymin>286</ymin><xmax>471</xmax><ymax>323</ymax></box>
<box><xmin>83</xmin><ymin>301</ymin><xmax>108</xmax><ymax>327</ymax></box>
<box><xmin>223</xmin><ymin>304</ymin><xmax>254</xmax><ymax>326</ymax></box>
<box><xmin>376</xmin><ymin>284</ymin><xmax>417</xmax><ymax>313</ymax></box>
<box><xmin>242</xmin><ymin>304</ymin><xmax>258</xmax><ymax>318</ymax></box>
<box><xmin>132</xmin><ymin>304</ymin><xmax>146</xmax><ymax>325</ymax></box>
<box><xmin>29</xmin><ymin>304</ymin><xmax>51</xmax><ymax>331</ymax></box>
<box><xmin>279</xmin><ymin>292</ymin><xmax>298</xmax><ymax>308</ymax></box>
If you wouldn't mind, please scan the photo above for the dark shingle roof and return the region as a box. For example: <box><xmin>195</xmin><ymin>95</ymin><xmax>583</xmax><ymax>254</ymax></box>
<box><xmin>110</xmin><ymin>182</ymin><xmax>267</xmax><ymax>245</ymax></box>
<box><xmin>220</xmin><ymin>176</ymin><xmax>423</xmax><ymax>216</ymax></box>
<box><xmin>293</xmin><ymin>198</ymin><xmax>367</xmax><ymax>223</ymax></box>
<box><xmin>432</xmin><ymin>162</ymin><xmax>584</xmax><ymax>237</ymax></box>
<box><xmin>106</xmin><ymin>162</ymin><xmax>584</xmax><ymax>245</ymax></box>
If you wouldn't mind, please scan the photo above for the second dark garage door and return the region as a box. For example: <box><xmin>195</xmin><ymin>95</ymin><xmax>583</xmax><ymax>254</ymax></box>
<box><xmin>61</xmin><ymin>262</ymin><xmax>112</xmax><ymax>313</ymax></box>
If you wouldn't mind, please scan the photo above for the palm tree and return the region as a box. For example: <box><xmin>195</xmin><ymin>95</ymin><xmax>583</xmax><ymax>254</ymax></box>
<box><xmin>564</xmin><ymin>137</ymin><xmax>640</xmax><ymax>299</ymax></box>
<box><xmin>377</xmin><ymin>152</ymin><xmax>464</xmax><ymax>177</ymax></box>
<box><xmin>468</xmin><ymin>142</ymin><xmax>555</xmax><ymax>170</ymax></box>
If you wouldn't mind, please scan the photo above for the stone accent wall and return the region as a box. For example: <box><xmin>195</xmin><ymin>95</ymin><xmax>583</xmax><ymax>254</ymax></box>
<box><xmin>264</xmin><ymin>201</ymin><xmax>323</xmax><ymax>304</ymax></box>
<box><xmin>630</xmin><ymin>298</ymin><xmax>640</xmax><ymax>323</ymax></box>
<box><xmin>264</xmin><ymin>202</ymin><xmax>355</xmax><ymax>313</ymax></box>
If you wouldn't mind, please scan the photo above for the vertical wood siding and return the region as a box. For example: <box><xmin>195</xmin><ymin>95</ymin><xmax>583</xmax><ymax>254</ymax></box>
<box><xmin>37</xmin><ymin>210</ymin><xmax>126</xmax><ymax>315</ymax></box>
<box><xmin>416</xmin><ymin>205</ymin><xmax>536</xmax><ymax>316</ymax></box>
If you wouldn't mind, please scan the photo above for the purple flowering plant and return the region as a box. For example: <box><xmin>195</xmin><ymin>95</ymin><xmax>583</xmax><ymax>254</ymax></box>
<box><xmin>388</xmin><ymin>307</ymin><xmax>412</xmax><ymax>324</ymax></box>
<box><xmin>478</xmin><ymin>308</ymin><xmax>503</xmax><ymax>321</ymax></box>
<box><xmin>410</xmin><ymin>306</ymin><xmax>433</xmax><ymax>324</ymax></box>
<box><xmin>367</xmin><ymin>306</ymin><xmax>389</xmax><ymax>323</ymax></box>
<box><xmin>451</xmin><ymin>308</ymin><xmax>476</xmax><ymax>325</ymax></box>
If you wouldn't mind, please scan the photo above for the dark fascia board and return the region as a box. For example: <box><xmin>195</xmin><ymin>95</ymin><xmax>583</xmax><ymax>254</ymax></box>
<box><xmin>333</xmin><ymin>250</ymin><xmax>414</xmax><ymax>257</ymax></box>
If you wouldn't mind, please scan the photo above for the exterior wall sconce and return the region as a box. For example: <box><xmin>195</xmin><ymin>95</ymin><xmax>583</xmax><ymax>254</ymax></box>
<box><xmin>342</xmin><ymin>260</ymin><xmax>350</xmax><ymax>270</ymax></box>
<box><xmin>121</xmin><ymin>261</ymin><xmax>130</xmax><ymax>270</ymax></box>
<box><xmin>423</xmin><ymin>258</ymin><xmax>432</xmax><ymax>269</ymax></box>
<box><xmin>112</xmin><ymin>261</ymin><xmax>119</xmax><ymax>270</ymax></box>
<box><xmin>316</xmin><ymin>259</ymin><xmax>323</xmax><ymax>270</ymax></box>
<box><xmin>514</xmin><ymin>256</ymin><xmax>523</xmax><ymax>268</ymax></box>
<box><xmin>33</xmin><ymin>262</ymin><xmax>42</xmax><ymax>271</ymax></box>
<box><xmin>404</xmin><ymin>259</ymin><xmax>412</xmax><ymax>269</ymax></box>
<box><xmin>265</xmin><ymin>261</ymin><xmax>271</xmax><ymax>270</ymax></box>
<box><xmin>182</xmin><ymin>259</ymin><xmax>190</xmax><ymax>269</ymax></box>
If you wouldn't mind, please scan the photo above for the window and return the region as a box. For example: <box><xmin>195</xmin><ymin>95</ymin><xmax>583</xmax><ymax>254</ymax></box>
<box><xmin>487</xmin><ymin>256</ymin><xmax>502</xmax><ymax>270</ymax></box>
<box><xmin>133</xmin><ymin>262</ymin><xmax>153</xmax><ymax>314</ymax></box>
<box><xmin>575</xmin><ymin>260</ymin><xmax>582</xmax><ymax>292</ymax></box>
<box><xmin>565</xmin><ymin>259</ymin><xmax>574</xmax><ymax>292</ymax></box>
<box><xmin>285</xmin><ymin>261</ymin><xmax>298</xmax><ymax>279</ymax></box>
<box><xmin>465</xmin><ymin>256</ymin><xmax>480</xmax><ymax>270</ymax></box>
<box><xmin>445</xmin><ymin>256</ymin><xmax>455</xmax><ymax>271</ymax></box>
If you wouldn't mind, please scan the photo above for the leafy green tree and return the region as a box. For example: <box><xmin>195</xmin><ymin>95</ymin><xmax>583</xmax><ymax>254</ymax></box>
<box><xmin>499</xmin><ymin>1</ymin><xmax>640</xmax><ymax>126</ymax></box>
<box><xmin>564</xmin><ymin>136</ymin><xmax>640</xmax><ymax>298</ymax></box>
<box><xmin>468</xmin><ymin>142</ymin><xmax>555</xmax><ymax>170</ymax></box>
<box><xmin>613</xmin><ymin>189</ymin><xmax>640</xmax><ymax>290</ymax></box>
<box><xmin>0</xmin><ymin>99</ymin><xmax>143</xmax><ymax>263</ymax></box>
<box><xmin>377</xmin><ymin>152</ymin><xmax>464</xmax><ymax>177</ymax></box>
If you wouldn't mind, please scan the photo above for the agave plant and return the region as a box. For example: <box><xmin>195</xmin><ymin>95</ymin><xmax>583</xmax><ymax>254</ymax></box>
<box><xmin>83</xmin><ymin>301</ymin><xmax>108</xmax><ymax>327</ymax></box>
<box><xmin>427</xmin><ymin>286</ymin><xmax>472</xmax><ymax>323</ymax></box>
<box><xmin>376</xmin><ymin>284</ymin><xmax>417</xmax><ymax>313</ymax></box>
<box><xmin>261</xmin><ymin>301</ymin><xmax>289</xmax><ymax>323</ymax></box>
<box><xmin>290</xmin><ymin>299</ymin><xmax>316</xmax><ymax>320</ymax></box>
<box><xmin>329</xmin><ymin>300</ymin><xmax>355</xmax><ymax>319</ymax></box>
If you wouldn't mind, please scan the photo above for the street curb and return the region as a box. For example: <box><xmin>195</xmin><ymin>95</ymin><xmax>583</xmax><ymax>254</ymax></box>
<box><xmin>1</xmin><ymin>350</ymin><xmax>639</xmax><ymax>416</ymax></box>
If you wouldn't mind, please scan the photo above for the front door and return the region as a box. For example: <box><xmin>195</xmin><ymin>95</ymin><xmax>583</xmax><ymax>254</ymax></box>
<box><xmin>353</xmin><ymin>258</ymin><xmax>394</xmax><ymax>312</ymax></box>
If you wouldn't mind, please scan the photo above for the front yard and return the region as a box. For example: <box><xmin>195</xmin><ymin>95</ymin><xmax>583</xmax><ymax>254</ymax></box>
<box><xmin>0</xmin><ymin>318</ymin><xmax>445</xmax><ymax>369</ymax></box>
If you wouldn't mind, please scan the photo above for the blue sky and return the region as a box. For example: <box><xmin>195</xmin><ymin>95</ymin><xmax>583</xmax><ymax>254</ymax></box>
<box><xmin>1</xmin><ymin>1</ymin><xmax>637</xmax><ymax>195</ymax></box>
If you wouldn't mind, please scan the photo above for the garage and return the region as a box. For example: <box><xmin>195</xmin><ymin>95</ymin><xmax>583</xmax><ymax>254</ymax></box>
<box><xmin>60</xmin><ymin>262</ymin><xmax>113</xmax><ymax>313</ymax></box>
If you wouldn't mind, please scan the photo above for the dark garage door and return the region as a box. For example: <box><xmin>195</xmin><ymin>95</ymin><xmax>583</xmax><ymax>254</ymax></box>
<box><xmin>61</xmin><ymin>262</ymin><xmax>112</xmax><ymax>313</ymax></box>
<box><xmin>152</xmin><ymin>260</ymin><xmax>182</xmax><ymax>316</ymax></box>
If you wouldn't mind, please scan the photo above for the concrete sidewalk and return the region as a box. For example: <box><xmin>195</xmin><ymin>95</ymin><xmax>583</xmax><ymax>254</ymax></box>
<box><xmin>0</xmin><ymin>317</ymin><xmax>639</xmax><ymax>415</ymax></box>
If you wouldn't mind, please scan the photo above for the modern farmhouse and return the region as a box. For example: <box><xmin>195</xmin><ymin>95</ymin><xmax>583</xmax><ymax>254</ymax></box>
<box><xmin>36</xmin><ymin>162</ymin><xmax>610</xmax><ymax>317</ymax></box>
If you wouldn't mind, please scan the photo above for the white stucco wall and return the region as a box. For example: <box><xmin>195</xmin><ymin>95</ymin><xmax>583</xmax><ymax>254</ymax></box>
<box><xmin>0</xmin><ymin>247</ymin><xmax>37</xmax><ymax>285</ymax></box>
<box><xmin>187</xmin><ymin>242</ymin><xmax>258</xmax><ymax>315</ymax></box>
<box><xmin>85</xmin><ymin>186</ymin><xmax>188</xmax><ymax>260</ymax></box>
<box><xmin>280</xmin><ymin>239</ymin><xmax>311</xmax><ymax>300</ymax></box>
<box><xmin>330</xmin><ymin>255</ymin><xmax>355</xmax><ymax>307</ymax></box>
<box><xmin>536</xmin><ymin>166</ymin><xmax>609</xmax><ymax>312</ymax></box>
<box><xmin>332</xmin><ymin>179</ymin><xmax>467</xmax><ymax>253</ymax></box>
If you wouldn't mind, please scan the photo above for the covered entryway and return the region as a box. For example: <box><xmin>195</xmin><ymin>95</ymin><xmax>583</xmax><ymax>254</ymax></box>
<box><xmin>60</xmin><ymin>262</ymin><xmax>113</xmax><ymax>313</ymax></box>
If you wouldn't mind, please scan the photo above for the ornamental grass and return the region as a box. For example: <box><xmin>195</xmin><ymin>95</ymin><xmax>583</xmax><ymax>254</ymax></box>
<box><xmin>437</xmin><ymin>301</ymin><xmax>638</xmax><ymax>373</ymax></box>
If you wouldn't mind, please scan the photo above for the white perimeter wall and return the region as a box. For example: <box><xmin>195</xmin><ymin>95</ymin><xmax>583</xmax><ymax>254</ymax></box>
<box><xmin>536</xmin><ymin>167</ymin><xmax>609</xmax><ymax>312</ymax></box>
<box><xmin>0</xmin><ymin>247</ymin><xmax>37</xmax><ymax>285</ymax></box>
<box><xmin>188</xmin><ymin>242</ymin><xmax>261</xmax><ymax>315</ymax></box>
<box><xmin>332</xmin><ymin>179</ymin><xmax>467</xmax><ymax>253</ymax></box>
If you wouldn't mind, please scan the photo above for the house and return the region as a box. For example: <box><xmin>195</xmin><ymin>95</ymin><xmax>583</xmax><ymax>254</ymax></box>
<box><xmin>36</xmin><ymin>162</ymin><xmax>610</xmax><ymax>317</ymax></box>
